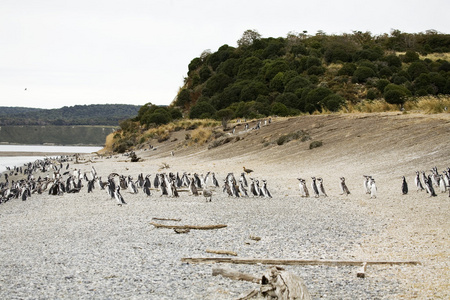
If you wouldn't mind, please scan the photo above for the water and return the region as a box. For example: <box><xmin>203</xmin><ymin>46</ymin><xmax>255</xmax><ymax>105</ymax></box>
<box><xmin>0</xmin><ymin>145</ymin><xmax>103</xmax><ymax>173</ymax></box>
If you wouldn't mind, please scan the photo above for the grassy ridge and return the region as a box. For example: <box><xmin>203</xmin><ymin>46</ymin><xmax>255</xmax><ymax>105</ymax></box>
<box><xmin>0</xmin><ymin>125</ymin><xmax>117</xmax><ymax>146</ymax></box>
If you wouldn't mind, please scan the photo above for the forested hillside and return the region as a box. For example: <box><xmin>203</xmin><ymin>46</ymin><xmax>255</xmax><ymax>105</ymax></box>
<box><xmin>172</xmin><ymin>29</ymin><xmax>450</xmax><ymax>119</ymax></box>
<box><xmin>0</xmin><ymin>104</ymin><xmax>140</xmax><ymax>126</ymax></box>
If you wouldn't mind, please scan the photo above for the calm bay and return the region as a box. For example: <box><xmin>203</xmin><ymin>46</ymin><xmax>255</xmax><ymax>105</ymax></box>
<box><xmin>0</xmin><ymin>145</ymin><xmax>102</xmax><ymax>173</ymax></box>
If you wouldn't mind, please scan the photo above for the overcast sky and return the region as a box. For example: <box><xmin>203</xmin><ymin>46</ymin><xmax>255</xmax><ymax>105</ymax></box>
<box><xmin>1</xmin><ymin>0</ymin><xmax>449</xmax><ymax>109</ymax></box>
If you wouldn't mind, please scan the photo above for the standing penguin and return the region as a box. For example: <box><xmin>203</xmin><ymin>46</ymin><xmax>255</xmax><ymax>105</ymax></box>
<box><xmin>363</xmin><ymin>175</ymin><xmax>372</xmax><ymax>194</ymax></box>
<box><xmin>401</xmin><ymin>176</ymin><xmax>408</xmax><ymax>195</ymax></box>
<box><xmin>339</xmin><ymin>177</ymin><xmax>350</xmax><ymax>195</ymax></box>
<box><xmin>424</xmin><ymin>176</ymin><xmax>437</xmax><ymax>197</ymax></box>
<box><xmin>414</xmin><ymin>171</ymin><xmax>424</xmax><ymax>192</ymax></box>
<box><xmin>317</xmin><ymin>178</ymin><xmax>327</xmax><ymax>197</ymax></box>
<box><xmin>297</xmin><ymin>178</ymin><xmax>309</xmax><ymax>197</ymax></box>
<box><xmin>261</xmin><ymin>180</ymin><xmax>272</xmax><ymax>198</ymax></box>
<box><xmin>370</xmin><ymin>178</ymin><xmax>377</xmax><ymax>199</ymax></box>
<box><xmin>311</xmin><ymin>177</ymin><xmax>319</xmax><ymax>198</ymax></box>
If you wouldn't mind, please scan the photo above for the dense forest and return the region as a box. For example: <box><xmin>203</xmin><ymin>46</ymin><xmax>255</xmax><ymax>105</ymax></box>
<box><xmin>0</xmin><ymin>104</ymin><xmax>140</xmax><ymax>126</ymax></box>
<box><xmin>164</xmin><ymin>29</ymin><xmax>450</xmax><ymax>120</ymax></box>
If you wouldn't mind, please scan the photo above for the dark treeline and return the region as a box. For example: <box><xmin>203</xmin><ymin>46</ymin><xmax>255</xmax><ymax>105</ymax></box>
<box><xmin>0</xmin><ymin>104</ymin><xmax>140</xmax><ymax>126</ymax></box>
<box><xmin>170</xmin><ymin>29</ymin><xmax>450</xmax><ymax>120</ymax></box>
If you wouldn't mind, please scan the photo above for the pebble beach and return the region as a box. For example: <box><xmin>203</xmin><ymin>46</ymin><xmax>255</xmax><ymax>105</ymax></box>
<box><xmin>1</xmin><ymin>113</ymin><xmax>449</xmax><ymax>299</ymax></box>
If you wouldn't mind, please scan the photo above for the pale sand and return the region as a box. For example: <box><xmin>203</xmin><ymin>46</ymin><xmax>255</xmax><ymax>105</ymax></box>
<box><xmin>0</xmin><ymin>112</ymin><xmax>449</xmax><ymax>299</ymax></box>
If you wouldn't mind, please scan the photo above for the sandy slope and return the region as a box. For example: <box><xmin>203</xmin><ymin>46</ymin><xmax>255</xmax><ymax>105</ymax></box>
<box><xmin>1</xmin><ymin>112</ymin><xmax>449</xmax><ymax>299</ymax></box>
<box><xmin>135</xmin><ymin>112</ymin><xmax>450</xmax><ymax>298</ymax></box>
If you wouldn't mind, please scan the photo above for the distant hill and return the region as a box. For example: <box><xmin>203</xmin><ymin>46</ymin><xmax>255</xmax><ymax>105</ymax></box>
<box><xmin>0</xmin><ymin>104</ymin><xmax>140</xmax><ymax>126</ymax></box>
<box><xmin>172</xmin><ymin>29</ymin><xmax>450</xmax><ymax>119</ymax></box>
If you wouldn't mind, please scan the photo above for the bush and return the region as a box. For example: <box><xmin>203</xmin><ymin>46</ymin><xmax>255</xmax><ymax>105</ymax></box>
<box><xmin>353</xmin><ymin>66</ymin><xmax>376</xmax><ymax>83</ymax></box>
<box><xmin>309</xmin><ymin>140</ymin><xmax>323</xmax><ymax>149</ymax></box>
<box><xmin>383</xmin><ymin>84</ymin><xmax>412</xmax><ymax>106</ymax></box>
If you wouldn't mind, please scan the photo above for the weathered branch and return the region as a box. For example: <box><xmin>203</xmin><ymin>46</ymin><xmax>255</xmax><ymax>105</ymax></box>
<box><xmin>181</xmin><ymin>257</ymin><xmax>421</xmax><ymax>266</ymax></box>
<box><xmin>212</xmin><ymin>267</ymin><xmax>260</xmax><ymax>283</ymax></box>
<box><xmin>150</xmin><ymin>222</ymin><xmax>227</xmax><ymax>230</ymax></box>
<box><xmin>206</xmin><ymin>249</ymin><xmax>238</xmax><ymax>256</ymax></box>
<box><xmin>151</xmin><ymin>217</ymin><xmax>181</xmax><ymax>222</ymax></box>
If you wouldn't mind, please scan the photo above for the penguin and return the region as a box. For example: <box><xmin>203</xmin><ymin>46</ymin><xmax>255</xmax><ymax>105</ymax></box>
<box><xmin>438</xmin><ymin>174</ymin><xmax>447</xmax><ymax>193</ymax></box>
<box><xmin>311</xmin><ymin>177</ymin><xmax>319</xmax><ymax>198</ymax></box>
<box><xmin>223</xmin><ymin>179</ymin><xmax>233</xmax><ymax>196</ymax></box>
<box><xmin>143</xmin><ymin>175</ymin><xmax>152</xmax><ymax>196</ymax></box>
<box><xmin>339</xmin><ymin>177</ymin><xmax>350</xmax><ymax>195</ymax></box>
<box><xmin>414</xmin><ymin>171</ymin><xmax>424</xmax><ymax>192</ymax></box>
<box><xmin>401</xmin><ymin>176</ymin><xmax>408</xmax><ymax>195</ymax></box>
<box><xmin>170</xmin><ymin>181</ymin><xmax>179</xmax><ymax>197</ymax></box>
<box><xmin>297</xmin><ymin>178</ymin><xmax>309</xmax><ymax>197</ymax></box>
<box><xmin>87</xmin><ymin>179</ymin><xmax>95</xmax><ymax>193</ymax></box>
<box><xmin>114</xmin><ymin>186</ymin><xmax>126</xmax><ymax>206</ymax></box>
<box><xmin>317</xmin><ymin>177</ymin><xmax>327</xmax><ymax>197</ymax></box>
<box><xmin>239</xmin><ymin>172</ymin><xmax>248</xmax><ymax>187</ymax></box>
<box><xmin>370</xmin><ymin>178</ymin><xmax>377</xmax><ymax>199</ymax></box>
<box><xmin>424</xmin><ymin>176</ymin><xmax>437</xmax><ymax>197</ymax></box>
<box><xmin>189</xmin><ymin>178</ymin><xmax>199</xmax><ymax>196</ymax></box>
<box><xmin>127</xmin><ymin>176</ymin><xmax>138</xmax><ymax>194</ymax></box>
<box><xmin>261</xmin><ymin>180</ymin><xmax>272</xmax><ymax>198</ymax></box>
<box><xmin>363</xmin><ymin>175</ymin><xmax>372</xmax><ymax>194</ymax></box>
<box><xmin>249</xmin><ymin>178</ymin><xmax>259</xmax><ymax>197</ymax></box>
<box><xmin>238</xmin><ymin>179</ymin><xmax>249</xmax><ymax>197</ymax></box>
<box><xmin>211</xmin><ymin>172</ymin><xmax>219</xmax><ymax>187</ymax></box>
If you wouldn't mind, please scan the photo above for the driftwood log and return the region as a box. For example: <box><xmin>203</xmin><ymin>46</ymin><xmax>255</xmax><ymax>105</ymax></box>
<box><xmin>150</xmin><ymin>222</ymin><xmax>227</xmax><ymax>230</ymax></box>
<box><xmin>151</xmin><ymin>217</ymin><xmax>181</xmax><ymax>222</ymax></box>
<box><xmin>206</xmin><ymin>249</ymin><xmax>238</xmax><ymax>256</ymax></box>
<box><xmin>181</xmin><ymin>257</ymin><xmax>421</xmax><ymax>266</ymax></box>
<box><xmin>213</xmin><ymin>266</ymin><xmax>311</xmax><ymax>300</ymax></box>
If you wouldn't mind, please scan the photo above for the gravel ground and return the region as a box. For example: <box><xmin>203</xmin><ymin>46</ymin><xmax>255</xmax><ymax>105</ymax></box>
<box><xmin>1</xmin><ymin>112</ymin><xmax>450</xmax><ymax>299</ymax></box>
<box><xmin>1</xmin><ymin>154</ymin><xmax>440</xmax><ymax>299</ymax></box>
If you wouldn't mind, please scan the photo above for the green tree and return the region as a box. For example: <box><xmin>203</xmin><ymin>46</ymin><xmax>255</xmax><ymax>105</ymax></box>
<box><xmin>353</xmin><ymin>66</ymin><xmax>376</xmax><ymax>83</ymax></box>
<box><xmin>384</xmin><ymin>84</ymin><xmax>411</xmax><ymax>107</ymax></box>
<box><xmin>270</xmin><ymin>102</ymin><xmax>289</xmax><ymax>116</ymax></box>
<box><xmin>175</xmin><ymin>89</ymin><xmax>191</xmax><ymax>107</ymax></box>
<box><xmin>189</xmin><ymin>102</ymin><xmax>217</xmax><ymax>119</ymax></box>
<box><xmin>216</xmin><ymin>108</ymin><xmax>234</xmax><ymax>129</ymax></box>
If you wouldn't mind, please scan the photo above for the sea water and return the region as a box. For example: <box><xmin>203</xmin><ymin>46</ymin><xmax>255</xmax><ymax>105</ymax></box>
<box><xmin>0</xmin><ymin>145</ymin><xmax>102</xmax><ymax>173</ymax></box>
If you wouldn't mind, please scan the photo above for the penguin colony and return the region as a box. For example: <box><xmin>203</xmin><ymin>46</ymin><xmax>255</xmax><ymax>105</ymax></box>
<box><xmin>0</xmin><ymin>157</ymin><xmax>273</xmax><ymax>205</ymax></box>
<box><xmin>1</xmin><ymin>157</ymin><xmax>449</xmax><ymax>206</ymax></box>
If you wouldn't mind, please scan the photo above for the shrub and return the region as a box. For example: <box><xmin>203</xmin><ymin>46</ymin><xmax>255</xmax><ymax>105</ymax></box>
<box><xmin>309</xmin><ymin>140</ymin><xmax>323</xmax><ymax>149</ymax></box>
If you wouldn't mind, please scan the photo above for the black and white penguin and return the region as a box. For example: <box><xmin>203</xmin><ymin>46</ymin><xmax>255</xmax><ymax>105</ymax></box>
<box><xmin>401</xmin><ymin>176</ymin><xmax>408</xmax><ymax>195</ymax></box>
<box><xmin>238</xmin><ymin>179</ymin><xmax>249</xmax><ymax>197</ymax></box>
<box><xmin>297</xmin><ymin>178</ymin><xmax>309</xmax><ymax>197</ymax></box>
<box><xmin>317</xmin><ymin>178</ymin><xmax>327</xmax><ymax>197</ymax></box>
<box><xmin>339</xmin><ymin>177</ymin><xmax>350</xmax><ymax>195</ymax></box>
<box><xmin>127</xmin><ymin>176</ymin><xmax>138</xmax><ymax>194</ymax></box>
<box><xmin>438</xmin><ymin>174</ymin><xmax>447</xmax><ymax>193</ymax></box>
<box><xmin>211</xmin><ymin>172</ymin><xmax>219</xmax><ymax>187</ymax></box>
<box><xmin>261</xmin><ymin>180</ymin><xmax>272</xmax><ymax>198</ymax></box>
<box><xmin>363</xmin><ymin>175</ymin><xmax>372</xmax><ymax>194</ymax></box>
<box><xmin>370</xmin><ymin>178</ymin><xmax>377</xmax><ymax>199</ymax></box>
<box><xmin>114</xmin><ymin>186</ymin><xmax>126</xmax><ymax>206</ymax></box>
<box><xmin>143</xmin><ymin>175</ymin><xmax>152</xmax><ymax>196</ymax></box>
<box><xmin>415</xmin><ymin>171</ymin><xmax>424</xmax><ymax>192</ymax></box>
<box><xmin>424</xmin><ymin>176</ymin><xmax>437</xmax><ymax>197</ymax></box>
<box><xmin>311</xmin><ymin>177</ymin><xmax>319</xmax><ymax>198</ymax></box>
<box><xmin>239</xmin><ymin>172</ymin><xmax>248</xmax><ymax>187</ymax></box>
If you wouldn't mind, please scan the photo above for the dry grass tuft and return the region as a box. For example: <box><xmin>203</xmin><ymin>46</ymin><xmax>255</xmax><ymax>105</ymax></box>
<box><xmin>189</xmin><ymin>126</ymin><xmax>213</xmax><ymax>145</ymax></box>
<box><xmin>340</xmin><ymin>100</ymin><xmax>399</xmax><ymax>113</ymax></box>
<box><xmin>413</xmin><ymin>95</ymin><xmax>450</xmax><ymax>114</ymax></box>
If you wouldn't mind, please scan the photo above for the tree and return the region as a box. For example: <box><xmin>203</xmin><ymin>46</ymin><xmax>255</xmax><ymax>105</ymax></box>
<box><xmin>384</xmin><ymin>84</ymin><xmax>411</xmax><ymax>107</ymax></box>
<box><xmin>237</xmin><ymin>29</ymin><xmax>262</xmax><ymax>48</ymax></box>
<box><xmin>353</xmin><ymin>66</ymin><xmax>376</xmax><ymax>83</ymax></box>
<box><xmin>216</xmin><ymin>108</ymin><xmax>234</xmax><ymax>129</ymax></box>
<box><xmin>270</xmin><ymin>102</ymin><xmax>289</xmax><ymax>116</ymax></box>
<box><xmin>189</xmin><ymin>102</ymin><xmax>216</xmax><ymax>119</ymax></box>
<box><xmin>175</xmin><ymin>89</ymin><xmax>191</xmax><ymax>107</ymax></box>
